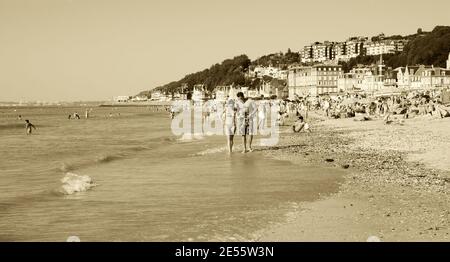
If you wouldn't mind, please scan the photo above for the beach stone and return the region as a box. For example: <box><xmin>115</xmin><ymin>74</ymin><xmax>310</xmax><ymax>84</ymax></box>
<box><xmin>342</xmin><ymin>164</ymin><xmax>350</xmax><ymax>169</ymax></box>
<box><xmin>325</xmin><ymin>158</ymin><xmax>335</xmax><ymax>163</ymax></box>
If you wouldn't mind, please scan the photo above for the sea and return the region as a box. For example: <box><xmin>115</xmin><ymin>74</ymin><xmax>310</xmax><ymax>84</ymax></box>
<box><xmin>0</xmin><ymin>106</ymin><xmax>344</xmax><ymax>241</ymax></box>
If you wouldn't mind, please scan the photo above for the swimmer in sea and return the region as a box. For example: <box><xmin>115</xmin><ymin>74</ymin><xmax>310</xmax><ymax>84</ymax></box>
<box><xmin>25</xmin><ymin>120</ymin><xmax>36</xmax><ymax>135</ymax></box>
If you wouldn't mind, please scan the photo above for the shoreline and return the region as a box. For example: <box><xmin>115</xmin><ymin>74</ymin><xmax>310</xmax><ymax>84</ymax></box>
<box><xmin>257</xmin><ymin>112</ymin><xmax>450</xmax><ymax>241</ymax></box>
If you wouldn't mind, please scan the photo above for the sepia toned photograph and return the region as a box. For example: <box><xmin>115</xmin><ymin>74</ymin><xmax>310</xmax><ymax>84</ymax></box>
<box><xmin>1</xmin><ymin>0</ymin><xmax>450</xmax><ymax>246</ymax></box>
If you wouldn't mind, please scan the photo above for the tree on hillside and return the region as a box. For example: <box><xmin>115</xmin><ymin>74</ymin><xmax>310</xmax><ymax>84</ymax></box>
<box><xmin>339</xmin><ymin>26</ymin><xmax>450</xmax><ymax>71</ymax></box>
<box><xmin>152</xmin><ymin>55</ymin><xmax>251</xmax><ymax>93</ymax></box>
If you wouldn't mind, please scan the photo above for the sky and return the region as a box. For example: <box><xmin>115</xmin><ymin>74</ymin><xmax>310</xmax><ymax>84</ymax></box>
<box><xmin>0</xmin><ymin>0</ymin><xmax>449</xmax><ymax>102</ymax></box>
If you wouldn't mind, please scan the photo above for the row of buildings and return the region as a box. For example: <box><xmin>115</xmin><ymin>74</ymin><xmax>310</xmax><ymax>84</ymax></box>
<box><xmin>121</xmin><ymin>51</ymin><xmax>450</xmax><ymax>103</ymax></box>
<box><xmin>301</xmin><ymin>36</ymin><xmax>407</xmax><ymax>63</ymax></box>
<box><xmin>288</xmin><ymin>53</ymin><xmax>450</xmax><ymax>99</ymax></box>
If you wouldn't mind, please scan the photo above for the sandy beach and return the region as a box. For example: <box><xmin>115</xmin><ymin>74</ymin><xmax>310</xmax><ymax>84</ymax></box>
<box><xmin>258</xmin><ymin>113</ymin><xmax>450</xmax><ymax>241</ymax></box>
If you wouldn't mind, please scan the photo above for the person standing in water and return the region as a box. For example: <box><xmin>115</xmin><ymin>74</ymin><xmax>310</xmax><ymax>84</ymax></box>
<box><xmin>257</xmin><ymin>96</ymin><xmax>266</xmax><ymax>130</ymax></box>
<box><xmin>25</xmin><ymin>120</ymin><xmax>36</xmax><ymax>135</ymax></box>
<box><xmin>223</xmin><ymin>98</ymin><xmax>237</xmax><ymax>154</ymax></box>
<box><xmin>235</xmin><ymin>92</ymin><xmax>247</xmax><ymax>153</ymax></box>
<box><xmin>245</xmin><ymin>96</ymin><xmax>258</xmax><ymax>152</ymax></box>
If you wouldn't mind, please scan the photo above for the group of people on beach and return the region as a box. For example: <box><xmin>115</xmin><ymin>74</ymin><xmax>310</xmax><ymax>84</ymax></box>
<box><xmin>309</xmin><ymin>89</ymin><xmax>450</xmax><ymax>123</ymax></box>
<box><xmin>171</xmin><ymin>92</ymin><xmax>311</xmax><ymax>154</ymax></box>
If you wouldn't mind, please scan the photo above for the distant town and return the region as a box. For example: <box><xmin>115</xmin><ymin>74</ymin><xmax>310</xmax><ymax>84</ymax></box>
<box><xmin>114</xmin><ymin>53</ymin><xmax>450</xmax><ymax>105</ymax></box>
<box><xmin>109</xmin><ymin>27</ymin><xmax>449</xmax><ymax>105</ymax></box>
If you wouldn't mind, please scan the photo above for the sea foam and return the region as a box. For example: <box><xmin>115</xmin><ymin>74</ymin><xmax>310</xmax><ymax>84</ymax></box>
<box><xmin>195</xmin><ymin>146</ymin><xmax>227</xmax><ymax>156</ymax></box>
<box><xmin>178</xmin><ymin>133</ymin><xmax>204</xmax><ymax>142</ymax></box>
<box><xmin>60</xmin><ymin>173</ymin><xmax>96</xmax><ymax>195</ymax></box>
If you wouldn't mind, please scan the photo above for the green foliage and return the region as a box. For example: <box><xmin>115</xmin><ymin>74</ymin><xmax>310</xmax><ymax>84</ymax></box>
<box><xmin>340</xmin><ymin>26</ymin><xmax>450</xmax><ymax>72</ymax></box>
<box><xmin>396</xmin><ymin>26</ymin><xmax>450</xmax><ymax>67</ymax></box>
<box><xmin>252</xmin><ymin>50</ymin><xmax>301</xmax><ymax>68</ymax></box>
<box><xmin>151</xmin><ymin>55</ymin><xmax>251</xmax><ymax>93</ymax></box>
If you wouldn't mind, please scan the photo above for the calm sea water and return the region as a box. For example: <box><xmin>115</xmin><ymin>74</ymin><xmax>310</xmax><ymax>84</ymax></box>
<box><xmin>0</xmin><ymin>106</ymin><xmax>344</xmax><ymax>241</ymax></box>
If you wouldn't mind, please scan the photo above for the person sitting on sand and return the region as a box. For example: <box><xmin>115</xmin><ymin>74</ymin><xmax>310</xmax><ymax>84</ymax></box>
<box><xmin>293</xmin><ymin>116</ymin><xmax>310</xmax><ymax>133</ymax></box>
<box><xmin>25</xmin><ymin>120</ymin><xmax>36</xmax><ymax>135</ymax></box>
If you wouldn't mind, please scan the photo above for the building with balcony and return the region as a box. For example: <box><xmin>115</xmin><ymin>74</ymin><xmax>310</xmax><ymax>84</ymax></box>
<box><xmin>288</xmin><ymin>65</ymin><xmax>343</xmax><ymax>99</ymax></box>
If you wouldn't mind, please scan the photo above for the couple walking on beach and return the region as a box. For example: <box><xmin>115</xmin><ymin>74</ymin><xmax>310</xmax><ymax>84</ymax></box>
<box><xmin>224</xmin><ymin>92</ymin><xmax>258</xmax><ymax>154</ymax></box>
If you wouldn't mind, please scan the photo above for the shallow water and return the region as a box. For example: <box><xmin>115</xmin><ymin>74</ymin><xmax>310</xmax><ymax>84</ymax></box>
<box><xmin>0</xmin><ymin>106</ymin><xmax>344</xmax><ymax>241</ymax></box>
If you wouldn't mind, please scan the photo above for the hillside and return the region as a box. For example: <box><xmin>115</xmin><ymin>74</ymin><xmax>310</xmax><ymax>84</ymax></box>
<box><xmin>139</xmin><ymin>26</ymin><xmax>450</xmax><ymax>96</ymax></box>
<box><xmin>137</xmin><ymin>51</ymin><xmax>301</xmax><ymax>96</ymax></box>
<box><xmin>139</xmin><ymin>55</ymin><xmax>252</xmax><ymax>96</ymax></box>
<box><xmin>340</xmin><ymin>26</ymin><xmax>450</xmax><ymax>72</ymax></box>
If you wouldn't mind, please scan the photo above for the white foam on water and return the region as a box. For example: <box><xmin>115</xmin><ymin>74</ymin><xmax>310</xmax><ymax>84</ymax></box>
<box><xmin>178</xmin><ymin>133</ymin><xmax>204</xmax><ymax>142</ymax></box>
<box><xmin>60</xmin><ymin>172</ymin><xmax>96</xmax><ymax>195</ymax></box>
<box><xmin>195</xmin><ymin>146</ymin><xmax>227</xmax><ymax>156</ymax></box>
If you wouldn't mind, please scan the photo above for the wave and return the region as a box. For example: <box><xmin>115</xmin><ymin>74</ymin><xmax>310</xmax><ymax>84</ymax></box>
<box><xmin>56</xmin><ymin>135</ymin><xmax>177</xmax><ymax>173</ymax></box>
<box><xmin>0</xmin><ymin>123</ymin><xmax>24</xmax><ymax>130</ymax></box>
<box><xmin>58</xmin><ymin>153</ymin><xmax>125</xmax><ymax>173</ymax></box>
<box><xmin>59</xmin><ymin>172</ymin><xmax>96</xmax><ymax>195</ymax></box>
<box><xmin>95</xmin><ymin>154</ymin><xmax>122</xmax><ymax>163</ymax></box>
<box><xmin>195</xmin><ymin>146</ymin><xmax>227</xmax><ymax>156</ymax></box>
<box><xmin>178</xmin><ymin>133</ymin><xmax>205</xmax><ymax>142</ymax></box>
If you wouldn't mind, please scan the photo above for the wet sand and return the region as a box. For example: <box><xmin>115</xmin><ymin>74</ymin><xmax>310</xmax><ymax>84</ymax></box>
<box><xmin>257</xmin><ymin>113</ymin><xmax>450</xmax><ymax>241</ymax></box>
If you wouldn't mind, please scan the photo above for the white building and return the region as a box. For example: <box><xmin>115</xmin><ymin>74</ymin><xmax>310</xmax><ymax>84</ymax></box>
<box><xmin>192</xmin><ymin>85</ymin><xmax>206</xmax><ymax>102</ymax></box>
<box><xmin>150</xmin><ymin>91</ymin><xmax>162</xmax><ymax>101</ymax></box>
<box><xmin>251</xmin><ymin>66</ymin><xmax>287</xmax><ymax>80</ymax></box>
<box><xmin>131</xmin><ymin>96</ymin><xmax>148</xmax><ymax>102</ymax></box>
<box><xmin>288</xmin><ymin>65</ymin><xmax>343</xmax><ymax>99</ymax></box>
<box><xmin>395</xmin><ymin>65</ymin><xmax>450</xmax><ymax>90</ymax></box>
<box><xmin>301</xmin><ymin>42</ymin><xmax>336</xmax><ymax>63</ymax></box>
<box><xmin>366</xmin><ymin>40</ymin><xmax>405</xmax><ymax>56</ymax></box>
<box><xmin>114</xmin><ymin>96</ymin><xmax>130</xmax><ymax>102</ymax></box>
<box><xmin>301</xmin><ymin>37</ymin><xmax>406</xmax><ymax>63</ymax></box>
<box><xmin>337</xmin><ymin>67</ymin><xmax>372</xmax><ymax>92</ymax></box>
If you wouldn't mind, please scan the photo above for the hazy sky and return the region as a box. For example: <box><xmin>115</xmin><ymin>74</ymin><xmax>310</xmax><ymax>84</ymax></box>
<box><xmin>1</xmin><ymin>0</ymin><xmax>449</xmax><ymax>101</ymax></box>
